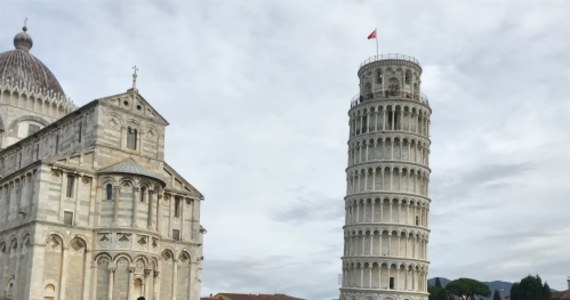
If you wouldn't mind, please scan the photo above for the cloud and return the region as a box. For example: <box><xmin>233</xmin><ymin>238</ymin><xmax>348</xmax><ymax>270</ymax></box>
<box><xmin>203</xmin><ymin>255</ymin><xmax>341</xmax><ymax>300</ymax></box>
<box><xmin>270</xmin><ymin>188</ymin><xmax>343</xmax><ymax>223</ymax></box>
<box><xmin>3</xmin><ymin>1</ymin><xmax>570</xmax><ymax>298</ymax></box>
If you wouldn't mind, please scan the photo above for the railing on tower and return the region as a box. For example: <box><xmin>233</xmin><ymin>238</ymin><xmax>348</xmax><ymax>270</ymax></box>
<box><xmin>360</xmin><ymin>53</ymin><xmax>420</xmax><ymax>67</ymax></box>
<box><xmin>350</xmin><ymin>92</ymin><xmax>430</xmax><ymax>108</ymax></box>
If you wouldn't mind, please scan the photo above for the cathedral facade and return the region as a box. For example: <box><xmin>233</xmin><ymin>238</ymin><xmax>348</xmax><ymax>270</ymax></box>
<box><xmin>340</xmin><ymin>54</ymin><xmax>431</xmax><ymax>300</ymax></box>
<box><xmin>0</xmin><ymin>26</ymin><xmax>204</xmax><ymax>300</ymax></box>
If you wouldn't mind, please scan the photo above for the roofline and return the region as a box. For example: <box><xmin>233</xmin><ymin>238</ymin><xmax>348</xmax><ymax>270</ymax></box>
<box><xmin>0</xmin><ymin>99</ymin><xmax>98</xmax><ymax>155</ymax></box>
<box><xmin>164</xmin><ymin>161</ymin><xmax>204</xmax><ymax>199</ymax></box>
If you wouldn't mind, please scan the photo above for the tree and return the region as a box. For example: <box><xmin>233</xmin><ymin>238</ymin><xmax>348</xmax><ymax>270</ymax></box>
<box><xmin>510</xmin><ymin>275</ymin><xmax>551</xmax><ymax>300</ymax></box>
<box><xmin>436</xmin><ymin>277</ymin><xmax>443</xmax><ymax>289</ymax></box>
<box><xmin>445</xmin><ymin>278</ymin><xmax>491</xmax><ymax>300</ymax></box>
<box><xmin>429</xmin><ymin>278</ymin><xmax>449</xmax><ymax>300</ymax></box>
<box><xmin>543</xmin><ymin>282</ymin><xmax>552</xmax><ymax>300</ymax></box>
<box><xmin>511</xmin><ymin>283</ymin><xmax>520</xmax><ymax>300</ymax></box>
<box><xmin>493</xmin><ymin>289</ymin><xmax>502</xmax><ymax>300</ymax></box>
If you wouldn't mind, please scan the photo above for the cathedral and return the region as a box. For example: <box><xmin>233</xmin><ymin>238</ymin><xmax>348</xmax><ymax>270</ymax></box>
<box><xmin>0</xmin><ymin>25</ymin><xmax>204</xmax><ymax>300</ymax></box>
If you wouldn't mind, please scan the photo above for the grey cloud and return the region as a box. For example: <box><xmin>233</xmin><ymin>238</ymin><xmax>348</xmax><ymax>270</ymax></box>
<box><xmin>431</xmin><ymin>162</ymin><xmax>534</xmax><ymax>206</ymax></box>
<box><xmin>4</xmin><ymin>0</ymin><xmax>570</xmax><ymax>297</ymax></box>
<box><xmin>203</xmin><ymin>256</ymin><xmax>341</xmax><ymax>300</ymax></box>
<box><xmin>269</xmin><ymin>190</ymin><xmax>343</xmax><ymax>224</ymax></box>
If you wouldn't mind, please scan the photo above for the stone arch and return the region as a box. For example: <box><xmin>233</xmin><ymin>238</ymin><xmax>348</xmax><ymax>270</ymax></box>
<box><xmin>151</xmin><ymin>257</ymin><xmax>159</xmax><ymax>271</ymax></box>
<box><xmin>4</xmin><ymin>275</ymin><xmax>15</xmax><ymax>299</ymax></box>
<box><xmin>0</xmin><ymin>239</ymin><xmax>6</xmax><ymax>256</ymax></box>
<box><xmin>133</xmin><ymin>277</ymin><xmax>144</xmax><ymax>299</ymax></box>
<box><xmin>65</xmin><ymin>237</ymin><xmax>87</xmax><ymax>299</ymax></box>
<box><xmin>101</xmin><ymin>176</ymin><xmax>116</xmax><ymax>201</ymax></box>
<box><xmin>43</xmin><ymin>282</ymin><xmax>57</xmax><ymax>300</ymax></box>
<box><xmin>176</xmin><ymin>251</ymin><xmax>192</xmax><ymax>298</ymax></box>
<box><xmin>94</xmin><ymin>254</ymin><xmax>111</xmax><ymax>300</ymax></box>
<box><xmin>160</xmin><ymin>249</ymin><xmax>175</xmax><ymax>299</ymax></box>
<box><xmin>133</xmin><ymin>255</ymin><xmax>149</xmax><ymax>268</ymax></box>
<box><xmin>119</xmin><ymin>178</ymin><xmax>134</xmax><ymax>191</ymax></box>
<box><xmin>112</xmin><ymin>253</ymin><xmax>133</xmax><ymax>265</ymax></box>
<box><xmin>20</xmin><ymin>233</ymin><xmax>31</xmax><ymax>255</ymax></box>
<box><xmin>364</xmin><ymin>82</ymin><xmax>372</xmax><ymax>98</ymax></box>
<box><xmin>388</xmin><ymin>77</ymin><xmax>400</xmax><ymax>96</ymax></box>
<box><xmin>405</xmin><ymin>69</ymin><xmax>412</xmax><ymax>84</ymax></box>
<box><xmin>126</xmin><ymin>118</ymin><xmax>142</xmax><ymax>129</ymax></box>
<box><xmin>376</xmin><ymin>68</ymin><xmax>383</xmax><ymax>83</ymax></box>
<box><xmin>113</xmin><ymin>256</ymin><xmax>131</xmax><ymax>299</ymax></box>
<box><xmin>43</xmin><ymin>234</ymin><xmax>63</xmax><ymax>299</ymax></box>
<box><xmin>7</xmin><ymin>115</ymin><xmax>50</xmax><ymax>134</ymax></box>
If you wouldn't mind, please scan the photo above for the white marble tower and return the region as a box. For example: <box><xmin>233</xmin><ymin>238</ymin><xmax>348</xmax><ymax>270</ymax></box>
<box><xmin>340</xmin><ymin>54</ymin><xmax>431</xmax><ymax>300</ymax></box>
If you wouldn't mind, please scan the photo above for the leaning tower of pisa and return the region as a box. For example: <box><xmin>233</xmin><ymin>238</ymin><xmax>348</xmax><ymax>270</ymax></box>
<box><xmin>340</xmin><ymin>54</ymin><xmax>431</xmax><ymax>300</ymax></box>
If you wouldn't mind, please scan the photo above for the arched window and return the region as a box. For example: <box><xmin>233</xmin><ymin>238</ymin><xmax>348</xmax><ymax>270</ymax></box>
<box><xmin>127</xmin><ymin>127</ymin><xmax>138</xmax><ymax>150</ymax></box>
<box><xmin>106</xmin><ymin>184</ymin><xmax>113</xmax><ymax>201</ymax></box>
<box><xmin>405</xmin><ymin>70</ymin><xmax>412</xmax><ymax>84</ymax></box>
<box><xmin>388</xmin><ymin>77</ymin><xmax>400</xmax><ymax>96</ymax></box>
<box><xmin>376</xmin><ymin>69</ymin><xmax>383</xmax><ymax>84</ymax></box>
<box><xmin>364</xmin><ymin>82</ymin><xmax>372</xmax><ymax>99</ymax></box>
<box><xmin>140</xmin><ymin>187</ymin><xmax>146</xmax><ymax>202</ymax></box>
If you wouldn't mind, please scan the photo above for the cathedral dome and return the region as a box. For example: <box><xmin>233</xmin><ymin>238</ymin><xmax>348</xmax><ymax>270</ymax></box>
<box><xmin>0</xmin><ymin>26</ymin><xmax>65</xmax><ymax>97</ymax></box>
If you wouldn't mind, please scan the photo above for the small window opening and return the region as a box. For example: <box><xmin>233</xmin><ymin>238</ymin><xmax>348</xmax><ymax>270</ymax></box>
<box><xmin>34</xmin><ymin>144</ymin><xmax>40</xmax><ymax>160</ymax></box>
<box><xmin>364</xmin><ymin>82</ymin><xmax>372</xmax><ymax>99</ymax></box>
<box><xmin>55</xmin><ymin>133</ymin><xmax>59</xmax><ymax>154</ymax></box>
<box><xmin>66</xmin><ymin>175</ymin><xmax>75</xmax><ymax>197</ymax></box>
<box><xmin>405</xmin><ymin>70</ymin><xmax>412</xmax><ymax>84</ymax></box>
<box><xmin>106</xmin><ymin>184</ymin><xmax>113</xmax><ymax>201</ymax></box>
<box><xmin>376</xmin><ymin>69</ymin><xmax>383</xmax><ymax>84</ymax></box>
<box><xmin>416</xmin><ymin>216</ymin><xmax>419</xmax><ymax>225</ymax></box>
<box><xmin>78</xmin><ymin>121</ymin><xmax>82</xmax><ymax>143</ymax></box>
<box><xmin>140</xmin><ymin>187</ymin><xmax>146</xmax><ymax>202</ymax></box>
<box><xmin>127</xmin><ymin>127</ymin><xmax>138</xmax><ymax>150</ymax></box>
<box><xmin>63</xmin><ymin>211</ymin><xmax>73</xmax><ymax>226</ymax></box>
<box><xmin>394</xmin><ymin>112</ymin><xmax>400</xmax><ymax>130</ymax></box>
<box><xmin>172</xmin><ymin>229</ymin><xmax>180</xmax><ymax>241</ymax></box>
<box><xmin>174</xmin><ymin>198</ymin><xmax>181</xmax><ymax>218</ymax></box>
<box><xmin>389</xmin><ymin>277</ymin><xmax>395</xmax><ymax>289</ymax></box>
<box><xmin>361</xmin><ymin>116</ymin><xmax>368</xmax><ymax>133</ymax></box>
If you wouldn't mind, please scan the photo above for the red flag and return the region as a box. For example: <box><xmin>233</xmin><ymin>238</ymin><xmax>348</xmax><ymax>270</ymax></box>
<box><xmin>367</xmin><ymin>29</ymin><xmax>377</xmax><ymax>40</ymax></box>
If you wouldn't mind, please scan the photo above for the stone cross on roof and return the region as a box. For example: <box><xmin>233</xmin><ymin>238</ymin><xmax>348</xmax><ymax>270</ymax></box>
<box><xmin>132</xmin><ymin>65</ymin><xmax>139</xmax><ymax>91</ymax></box>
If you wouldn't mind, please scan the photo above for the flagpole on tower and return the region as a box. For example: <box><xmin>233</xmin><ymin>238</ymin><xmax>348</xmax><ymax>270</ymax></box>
<box><xmin>375</xmin><ymin>30</ymin><xmax>379</xmax><ymax>58</ymax></box>
<box><xmin>367</xmin><ymin>28</ymin><xmax>378</xmax><ymax>59</ymax></box>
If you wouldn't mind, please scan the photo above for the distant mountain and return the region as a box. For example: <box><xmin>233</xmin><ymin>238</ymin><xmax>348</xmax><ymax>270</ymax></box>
<box><xmin>428</xmin><ymin>278</ymin><xmax>513</xmax><ymax>300</ymax></box>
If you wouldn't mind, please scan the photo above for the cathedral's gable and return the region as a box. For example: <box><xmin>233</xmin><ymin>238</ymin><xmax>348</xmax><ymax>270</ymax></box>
<box><xmin>163</xmin><ymin>162</ymin><xmax>203</xmax><ymax>199</ymax></box>
<box><xmin>97</xmin><ymin>90</ymin><xmax>168</xmax><ymax>126</ymax></box>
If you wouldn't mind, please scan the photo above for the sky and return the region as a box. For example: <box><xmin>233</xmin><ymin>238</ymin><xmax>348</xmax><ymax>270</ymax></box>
<box><xmin>2</xmin><ymin>1</ymin><xmax>570</xmax><ymax>299</ymax></box>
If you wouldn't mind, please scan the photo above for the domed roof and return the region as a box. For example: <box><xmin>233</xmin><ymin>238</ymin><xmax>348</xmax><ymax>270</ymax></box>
<box><xmin>0</xmin><ymin>26</ymin><xmax>65</xmax><ymax>97</ymax></box>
